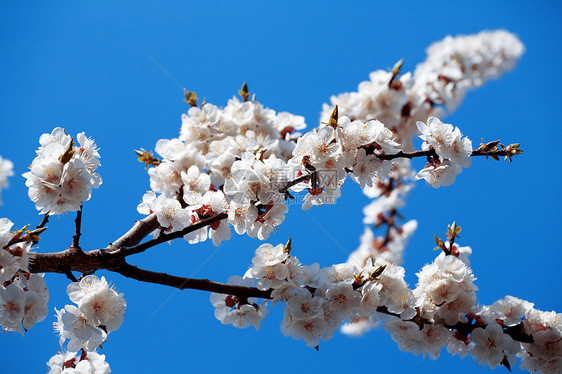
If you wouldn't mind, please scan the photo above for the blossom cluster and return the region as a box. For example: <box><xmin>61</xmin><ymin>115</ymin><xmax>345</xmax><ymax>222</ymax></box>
<box><xmin>138</xmin><ymin>101</ymin><xmax>477</xmax><ymax>249</ymax></box>
<box><xmin>413</xmin><ymin>29</ymin><xmax>525</xmax><ymax>112</ymax></box>
<box><xmin>0</xmin><ymin>155</ymin><xmax>14</xmax><ymax>205</ymax></box>
<box><xmin>210</xmin><ymin>241</ymin><xmax>422</xmax><ymax>348</ymax></box>
<box><xmin>47</xmin><ymin>351</ymin><xmax>110</xmax><ymax>374</ymax></box>
<box><xmin>137</xmin><ymin>97</ymin><xmax>305</xmax><ymax>244</ymax></box>
<box><xmin>313</xmin><ymin>31</ymin><xmax>523</xmax><ymax>340</ymax></box>
<box><xmin>49</xmin><ymin>275</ymin><xmax>125</xmax><ymax>373</ymax></box>
<box><xmin>415</xmin><ymin>116</ymin><xmax>472</xmax><ymax>187</ymax></box>
<box><xmin>321</xmin><ymin>68</ymin><xmax>418</xmax><ymax>148</ymax></box>
<box><xmin>0</xmin><ymin>218</ymin><xmax>48</xmax><ymax>335</ymax></box>
<box><xmin>211</xmin><ymin>235</ymin><xmax>561</xmax><ymax>373</ymax></box>
<box><xmin>321</xmin><ymin>30</ymin><xmax>524</xmax><ymax>149</ymax></box>
<box><xmin>146</xmin><ymin>97</ymin><xmax>304</xmax><ymax>197</ymax></box>
<box><xmin>23</xmin><ymin>127</ymin><xmax>102</xmax><ymax>215</ymax></box>
<box><xmin>210</xmin><ymin>275</ymin><xmax>267</xmax><ymax>330</ymax></box>
<box><xmin>290</xmin><ymin>115</ymin><xmax>402</xmax><ymax>209</ymax></box>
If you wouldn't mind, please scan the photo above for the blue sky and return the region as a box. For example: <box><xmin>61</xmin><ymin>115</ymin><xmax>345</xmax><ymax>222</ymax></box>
<box><xmin>1</xmin><ymin>1</ymin><xmax>561</xmax><ymax>373</ymax></box>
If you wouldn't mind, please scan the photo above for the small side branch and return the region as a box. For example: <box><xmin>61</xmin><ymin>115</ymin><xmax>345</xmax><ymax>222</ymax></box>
<box><xmin>280</xmin><ymin>170</ymin><xmax>317</xmax><ymax>193</ymax></box>
<box><xmin>109</xmin><ymin>259</ymin><xmax>272</xmax><ymax>299</ymax></box>
<box><xmin>114</xmin><ymin>212</ymin><xmax>229</xmax><ymax>258</ymax></box>
<box><xmin>64</xmin><ymin>268</ymin><xmax>78</xmax><ymax>282</ymax></box>
<box><xmin>103</xmin><ymin>263</ymin><xmax>535</xmax><ymax>345</ymax></box>
<box><xmin>72</xmin><ymin>205</ymin><xmax>83</xmax><ymax>249</ymax></box>
<box><xmin>109</xmin><ymin>214</ymin><xmax>160</xmax><ymax>251</ymax></box>
<box><xmin>375</xmin><ymin>147</ymin><xmax>517</xmax><ymax>161</ymax></box>
<box><xmin>37</xmin><ymin>213</ymin><xmax>50</xmax><ymax>230</ymax></box>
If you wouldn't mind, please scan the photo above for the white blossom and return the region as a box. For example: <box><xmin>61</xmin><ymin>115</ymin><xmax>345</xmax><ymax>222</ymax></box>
<box><xmin>23</xmin><ymin>129</ymin><xmax>102</xmax><ymax>215</ymax></box>
<box><xmin>0</xmin><ymin>282</ymin><xmax>26</xmax><ymax>334</ymax></box>
<box><xmin>152</xmin><ymin>195</ymin><xmax>190</xmax><ymax>232</ymax></box>
<box><xmin>416</xmin><ymin>160</ymin><xmax>462</xmax><ymax>188</ymax></box>
<box><xmin>57</xmin><ymin>305</ymin><xmax>107</xmax><ymax>351</ymax></box>
<box><xmin>181</xmin><ymin>165</ymin><xmax>210</xmax><ymax>205</ymax></box>
<box><xmin>47</xmin><ymin>350</ymin><xmax>110</xmax><ymax>374</ymax></box>
<box><xmin>66</xmin><ymin>275</ymin><xmax>126</xmax><ymax>332</ymax></box>
<box><xmin>471</xmin><ymin>322</ymin><xmax>515</xmax><ymax>369</ymax></box>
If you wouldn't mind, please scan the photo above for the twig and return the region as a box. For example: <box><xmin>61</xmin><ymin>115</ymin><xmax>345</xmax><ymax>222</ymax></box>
<box><xmin>37</xmin><ymin>213</ymin><xmax>50</xmax><ymax>229</ymax></box>
<box><xmin>109</xmin><ymin>259</ymin><xmax>272</xmax><ymax>299</ymax></box>
<box><xmin>107</xmin><ymin>260</ymin><xmax>534</xmax><ymax>345</ymax></box>
<box><xmin>280</xmin><ymin>170</ymin><xmax>316</xmax><ymax>193</ymax></box>
<box><xmin>114</xmin><ymin>212</ymin><xmax>229</xmax><ymax>258</ymax></box>
<box><xmin>64</xmin><ymin>268</ymin><xmax>78</xmax><ymax>282</ymax></box>
<box><xmin>381</xmin><ymin>208</ymin><xmax>396</xmax><ymax>247</ymax></box>
<box><xmin>375</xmin><ymin>147</ymin><xmax>516</xmax><ymax>161</ymax></box>
<box><xmin>72</xmin><ymin>205</ymin><xmax>83</xmax><ymax>249</ymax></box>
<box><xmin>109</xmin><ymin>214</ymin><xmax>160</xmax><ymax>251</ymax></box>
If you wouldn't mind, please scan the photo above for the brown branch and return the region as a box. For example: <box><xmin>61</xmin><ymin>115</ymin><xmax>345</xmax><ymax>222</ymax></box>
<box><xmin>113</xmin><ymin>212</ymin><xmax>229</xmax><ymax>258</ymax></box>
<box><xmin>376</xmin><ymin>149</ymin><xmax>436</xmax><ymax>160</ymax></box>
<box><xmin>64</xmin><ymin>269</ymin><xmax>78</xmax><ymax>282</ymax></box>
<box><xmin>381</xmin><ymin>208</ymin><xmax>396</xmax><ymax>247</ymax></box>
<box><xmin>30</xmin><ymin>246</ymin><xmax>107</xmax><ymax>274</ymax></box>
<box><xmin>30</xmin><ymin>212</ymin><xmax>230</xmax><ymax>273</ymax></box>
<box><xmin>375</xmin><ymin>147</ymin><xmax>515</xmax><ymax>161</ymax></box>
<box><xmin>37</xmin><ymin>213</ymin><xmax>50</xmax><ymax>230</ymax></box>
<box><xmin>109</xmin><ymin>169</ymin><xmax>321</xmax><ymax>259</ymax></box>
<box><xmin>34</xmin><ymin>143</ymin><xmax>493</xmax><ymax>271</ymax></box>
<box><xmin>29</xmin><ymin>242</ymin><xmax>535</xmax><ymax>346</ymax></box>
<box><xmin>105</xmin><ymin>261</ymin><xmax>535</xmax><ymax>345</ymax></box>
<box><xmin>3</xmin><ymin>213</ymin><xmax>51</xmax><ymax>250</ymax></box>
<box><xmin>280</xmin><ymin>170</ymin><xmax>317</xmax><ymax>193</ymax></box>
<box><xmin>108</xmin><ymin>214</ymin><xmax>160</xmax><ymax>251</ymax></box>
<box><xmin>27</xmin><ymin>138</ymin><xmax>530</xmax><ymax>346</ymax></box>
<box><xmin>72</xmin><ymin>205</ymin><xmax>83</xmax><ymax>249</ymax></box>
<box><xmin>108</xmin><ymin>259</ymin><xmax>272</xmax><ymax>299</ymax></box>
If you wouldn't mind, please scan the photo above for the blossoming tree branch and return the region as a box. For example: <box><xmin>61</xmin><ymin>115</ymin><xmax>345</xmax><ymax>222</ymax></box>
<box><xmin>0</xmin><ymin>30</ymin><xmax>559</xmax><ymax>373</ymax></box>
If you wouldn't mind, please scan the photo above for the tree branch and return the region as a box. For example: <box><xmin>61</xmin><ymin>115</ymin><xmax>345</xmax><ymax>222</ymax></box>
<box><xmin>280</xmin><ymin>170</ymin><xmax>316</xmax><ymax>193</ymax></box>
<box><xmin>72</xmin><ymin>205</ymin><xmax>83</xmax><ymax>249</ymax></box>
<box><xmin>112</xmin><ymin>212</ymin><xmax>229</xmax><ymax>258</ymax></box>
<box><xmin>108</xmin><ymin>214</ymin><xmax>160</xmax><ymax>251</ymax></box>
<box><xmin>37</xmin><ymin>213</ymin><xmax>50</xmax><ymax>230</ymax></box>
<box><xmin>105</xmin><ymin>260</ymin><xmax>534</xmax><ymax>345</ymax></box>
<box><xmin>29</xmin><ymin>213</ymin><xmax>230</xmax><ymax>273</ymax></box>
<box><xmin>108</xmin><ymin>259</ymin><xmax>272</xmax><ymax>299</ymax></box>
<box><xmin>375</xmin><ymin>147</ymin><xmax>514</xmax><ymax>161</ymax></box>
